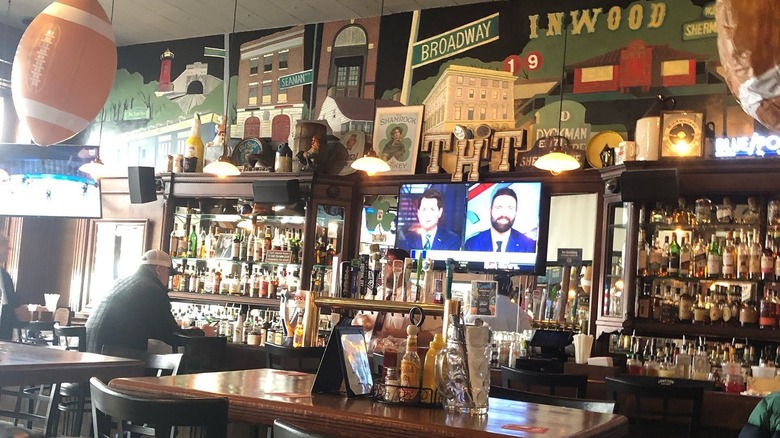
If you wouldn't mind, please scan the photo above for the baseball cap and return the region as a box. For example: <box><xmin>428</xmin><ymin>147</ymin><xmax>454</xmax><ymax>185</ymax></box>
<box><xmin>140</xmin><ymin>250</ymin><xmax>179</xmax><ymax>275</ymax></box>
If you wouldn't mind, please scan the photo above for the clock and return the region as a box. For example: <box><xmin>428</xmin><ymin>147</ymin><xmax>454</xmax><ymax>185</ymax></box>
<box><xmin>660</xmin><ymin>111</ymin><xmax>704</xmax><ymax>158</ymax></box>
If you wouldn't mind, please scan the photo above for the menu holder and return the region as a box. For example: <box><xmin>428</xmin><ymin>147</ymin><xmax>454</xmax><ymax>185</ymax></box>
<box><xmin>312</xmin><ymin>324</ymin><xmax>373</xmax><ymax>398</ymax></box>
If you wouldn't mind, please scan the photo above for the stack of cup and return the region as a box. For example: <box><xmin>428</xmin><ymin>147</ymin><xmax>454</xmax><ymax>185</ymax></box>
<box><xmin>573</xmin><ymin>333</ymin><xmax>594</xmax><ymax>364</ymax></box>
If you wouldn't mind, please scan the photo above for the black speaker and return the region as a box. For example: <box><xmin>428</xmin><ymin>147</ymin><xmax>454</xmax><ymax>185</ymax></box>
<box><xmin>620</xmin><ymin>169</ymin><xmax>679</xmax><ymax>202</ymax></box>
<box><xmin>127</xmin><ymin>166</ymin><xmax>157</xmax><ymax>204</ymax></box>
<box><xmin>253</xmin><ymin>179</ymin><xmax>300</xmax><ymax>204</ymax></box>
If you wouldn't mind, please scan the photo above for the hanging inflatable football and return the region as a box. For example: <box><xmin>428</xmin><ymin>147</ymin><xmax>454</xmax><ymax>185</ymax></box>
<box><xmin>716</xmin><ymin>0</ymin><xmax>780</xmax><ymax>131</ymax></box>
<box><xmin>12</xmin><ymin>0</ymin><xmax>116</xmax><ymax>146</ymax></box>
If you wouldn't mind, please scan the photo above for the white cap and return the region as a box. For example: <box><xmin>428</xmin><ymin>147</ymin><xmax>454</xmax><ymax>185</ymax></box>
<box><xmin>140</xmin><ymin>250</ymin><xmax>179</xmax><ymax>274</ymax></box>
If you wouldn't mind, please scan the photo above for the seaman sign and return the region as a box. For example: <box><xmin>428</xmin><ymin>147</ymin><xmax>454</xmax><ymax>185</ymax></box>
<box><xmin>411</xmin><ymin>13</ymin><xmax>499</xmax><ymax>68</ymax></box>
<box><xmin>278</xmin><ymin>69</ymin><xmax>313</xmax><ymax>90</ymax></box>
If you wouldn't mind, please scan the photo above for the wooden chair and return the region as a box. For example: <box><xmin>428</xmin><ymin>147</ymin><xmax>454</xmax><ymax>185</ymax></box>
<box><xmin>605</xmin><ymin>375</ymin><xmax>705</xmax><ymax>438</ymax></box>
<box><xmin>500</xmin><ymin>366</ymin><xmax>588</xmax><ymax>398</ymax></box>
<box><xmin>0</xmin><ymin>382</ymin><xmax>59</xmax><ymax>437</ymax></box>
<box><xmin>489</xmin><ymin>385</ymin><xmax>616</xmax><ymax>414</ymax></box>
<box><xmin>171</xmin><ymin>333</ymin><xmax>227</xmax><ymax>374</ymax></box>
<box><xmin>90</xmin><ymin>377</ymin><xmax>228</xmax><ymax>438</ymax></box>
<box><xmin>100</xmin><ymin>345</ymin><xmax>183</xmax><ymax>377</ymax></box>
<box><xmin>273</xmin><ymin>419</ymin><xmax>328</xmax><ymax>438</ymax></box>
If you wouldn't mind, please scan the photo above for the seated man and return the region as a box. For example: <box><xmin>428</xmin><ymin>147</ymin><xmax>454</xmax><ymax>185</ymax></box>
<box><xmin>86</xmin><ymin>250</ymin><xmax>202</xmax><ymax>353</ymax></box>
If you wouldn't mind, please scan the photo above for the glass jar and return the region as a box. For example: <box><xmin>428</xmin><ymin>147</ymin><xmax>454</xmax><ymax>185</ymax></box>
<box><xmin>740</xmin><ymin>299</ymin><xmax>759</xmax><ymax>328</ymax></box>
<box><xmin>695</xmin><ymin>198</ymin><xmax>712</xmax><ymax>225</ymax></box>
<box><xmin>383</xmin><ymin>367</ymin><xmax>401</xmax><ymax>402</ymax></box>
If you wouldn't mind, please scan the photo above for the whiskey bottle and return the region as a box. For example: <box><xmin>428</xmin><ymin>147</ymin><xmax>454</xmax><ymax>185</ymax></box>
<box><xmin>678</xmin><ymin>284</ymin><xmax>693</xmax><ymax>323</ymax></box>
<box><xmin>652</xmin><ymin>284</ymin><xmax>663</xmax><ymax>322</ymax></box>
<box><xmin>750</xmin><ymin>232</ymin><xmax>763</xmax><ymax>280</ymax></box>
<box><xmin>760</xmin><ymin>288</ymin><xmax>777</xmax><ymax>329</ymax></box>
<box><xmin>668</xmin><ymin>234</ymin><xmax>680</xmax><ymax>277</ymax></box>
<box><xmin>737</xmin><ymin>230</ymin><xmax>749</xmax><ymax>280</ymax></box>
<box><xmin>169</xmin><ymin>223</ymin><xmax>180</xmax><ymax>257</ymax></box>
<box><xmin>637</xmin><ymin>280</ymin><xmax>652</xmax><ymax>319</ymax></box>
<box><xmin>649</xmin><ymin>234</ymin><xmax>663</xmax><ymax>276</ymax></box>
<box><xmin>637</xmin><ymin>229</ymin><xmax>649</xmax><ymax>276</ymax></box>
<box><xmin>761</xmin><ymin>234</ymin><xmax>775</xmax><ymax>281</ymax></box>
<box><xmin>706</xmin><ymin>235</ymin><xmax>721</xmax><ymax>278</ymax></box>
<box><xmin>693</xmin><ymin>237</ymin><xmax>707</xmax><ymax>278</ymax></box>
<box><xmin>660</xmin><ymin>236</ymin><xmax>670</xmax><ymax>276</ymax></box>
<box><xmin>722</xmin><ymin>231</ymin><xmax>736</xmax><ymax>280</ymax></box>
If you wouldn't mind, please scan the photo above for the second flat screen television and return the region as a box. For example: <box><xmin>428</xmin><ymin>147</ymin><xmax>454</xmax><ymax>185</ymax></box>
<box><xmin>396</xmin><ymin>182</ymin><xmax>549</xmax><ymax>274</ymax></box>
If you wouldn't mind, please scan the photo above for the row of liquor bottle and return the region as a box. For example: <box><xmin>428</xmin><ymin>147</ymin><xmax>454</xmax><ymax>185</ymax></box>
<box><xmin>168</xmin><ymin>222</ymin><xmax>304</xmax><ymax>264</ymax></box>
<box><xmin>644</xmin><ymin>196</ymin><xmax>761</xmax><ymax>226</ymax></box>
<box><xmin>169</xmin><ymin>261</ymin><xmax>300</xmax><ymax>299</ymax></box>
<box><xmin>636</xmin><ymin>228</ymin><xmax>780</xmax><ymax>280</ymax></box>
<box><xmin>623</xmin><ymin>336</ymin><xmax>776</xmax><ymax>389</ymax></box>
<box><xmin>635</xmin><ymin>278</ymin><xmax>780</xmax><ymax>328</ymax></box>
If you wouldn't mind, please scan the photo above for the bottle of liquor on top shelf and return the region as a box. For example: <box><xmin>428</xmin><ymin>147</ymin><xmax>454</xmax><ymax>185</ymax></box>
<box><xmin>750</xmin><ymin>232</ymin><xmax>763</xmax><ymax>280</ymax></box>
<box><xmin>637</xmin><ymin>280</ymin><xmax>652</xmax><ymax>319</ymax></box>
<box><xmin>722</xmin><ymin>231</ymin><xmax>736</xmax><ymax>280</ymax></box>
<box><xmin>169</xmin><ymin>224</ymin><xmax>179</xmax><ymax>257</ymax></box>
<box><xmin>668</xmin><ymin>234</ymin><xmax>680</xmax><ymax>277</ymax></box>
<box><xmin>707</xmin><ymin>235</ymin><xmax>721</xmax><ymax>278</ymax></box>
<box><xmin>673</xmin><ymin>197</ymin><xmax>693</xmax><ymax>225</ymax></box>
<box><xmin>693</xmin><ymin>236</ymin><xmax>707</xmax><ymax>278</ymax></box>
<box><xmin>637</xmin><ymin>229</ymin><xmax>649</xmax><ymax>276</ymax></box>
<box><xmin>660</xmin><ymin>236</ymin><xmax>670</xmax><ymax>276</ymax></box>
<box><xmin>737</xmin><ymin>230</ymin><xmax>749</xmax><ymax>280</ymax></box>
<box><xmin>762</xmin><ymin>234</ymin><xmax>775</xmax><ymax>281</ymax></box>
<box><xmin>198</xmin><ymin>226</ymin><xmax>207</xmax><ymax>259</ymax></box>
<box><xmin>188</xmin><ymin>226</ymin><xmax>198</xmax><ymax>258</ymax></box>
<box><xmin>649</xmin><ymin>234</ymin><xmax>662</xmax><ymax>276</ymax></box>
<box><xmin>177</xmin><ymin>227</ymin><xmax>188</xmax><ymax>258</ymax></box>
<box><xmin>680</xmin><ymin>237</ymin><xmax>692</xmax><ymax>277</ymax></box>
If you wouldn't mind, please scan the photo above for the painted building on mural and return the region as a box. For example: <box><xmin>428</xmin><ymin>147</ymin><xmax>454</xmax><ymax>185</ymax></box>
<box><xmin>422</xmin><ymin>65</ymin><xmax>516</xmax><ymax>134</ymax></box>
<box><xmin>313</xmin><ymin>17</ymin><xmax>380</xmax><ymax>118</ymax></box>
<box><xmin>236</xmin><ymin>26</ymin><xmax>306</xmax><ymax>143</ymax></box>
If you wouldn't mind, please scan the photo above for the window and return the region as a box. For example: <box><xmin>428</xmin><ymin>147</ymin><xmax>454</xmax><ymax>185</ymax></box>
<box><xmin>468</xmin><ymin>89</ymin><xmax>474</xmax><ymax>98</ymax></box>
<box><xmin>456</xmin><ymin>75</ymin><xmax>464</xmax><ymax>84</ymax></box>
<box><xmin>278</xmin><ymin>87</ymin><xmax>287</xmax><ymax>103</ymax></box>
<box><xmin>262</xmin><ymin>81</ymin><xmax>272</xmax><ymax>104</ymax></box>
<box><xmin>263</xmin><ymin>54</ymin><xmax>273</xmax><ymax>73</ymax></box>
<box><xmin>480</xmin><ymin>90</ymin><xmax>486</xmax><ymax>99</ymax></box>
<box><xmin>249</xmin><ymin>57</ymin><xmax>259</xmax><ymax>75</ymax></box>
<box><xmin>481</xmin><ymin>78</ymin><xmax>488</xmax><ymax>87</ymax></box>
<box><xmin>468</xmin><ymin>77</ymin><xmax>476</xmax><ymax>85</ymax></box>
<box><xmin>334</xmin><ymin>25</ymin><xmax>367</xmax><ymax>47</ymax></box>
<box><xmin>333</xmin><ymin>58</ymin><xmax>362</xmax><ymax>97</ymax></box>
<box><xmin>455</xmin><ymin>107</ymin><xmax>462</xmax><ymax>120</ymax></box>
<box><xmin>278</xmin><ymin>50</ymin><xmax>288</xmax><ymax>70</ymax></box>
<box><xmin>467</xmin><ymin>107</ymin><xmax>474</xmax><ymax>120</ymax></box>
<box><xmin>503</xmin><ymin>92</ymin><xmax>508</xmax><ymax>100</ymax></box>
<box><xmin>479</xmin><ymin>107</ymin><xmax>486</xmax><ymax>120</ymax></box>
<box><xmin>492</xmin><ymin>80</ymin><xmax>499</xmax><ymax>87</ymax></box>
<box><xmin>456</xmin><ymin>88</ymin><xmax>462</xmax><ymax>97</ymax></box>
<box><xmin>492</xmin><ymin>90</ymin><xmax>498</xmax><ymax>99</ymax></box>
<box><xmin>248</xmin><ymin>83</ymin><xmax>258</xmax><ymax>106</ymax></box>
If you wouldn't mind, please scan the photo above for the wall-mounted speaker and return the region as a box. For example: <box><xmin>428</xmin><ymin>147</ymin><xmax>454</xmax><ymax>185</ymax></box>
<box><xmin>127</xmin><ymin>166</ymin><xmax>157</xmax><ymax>204</ymax></box>
<box><xmin>253</xmin><ymin>179</ymin><xmax>300</xmax><ymax>204</ymax></box>
<box><xmin>620</xmin><ymin>168</ymin><xmax>679</xmax><ymax>202</ymax></box>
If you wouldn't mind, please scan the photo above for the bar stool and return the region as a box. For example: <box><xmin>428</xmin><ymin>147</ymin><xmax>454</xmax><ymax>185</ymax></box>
<box><xmin>273</xmin><ymin>419</ymin><xmax>329</xmax><ymax>438</ymax></box>
<box><xmin>264</xmin><ymin>343</ymin><xmax>324</xmax><ymax>373</ymax></box>
<box><xmin>500</xmin><ymin>366</ymin><xmax>589</xmax><ymax>398</ymax></box>
<box><xmin>52</xmin><ymin>326</ymin><xmax>89</xmax><ymax>437</ymax></box>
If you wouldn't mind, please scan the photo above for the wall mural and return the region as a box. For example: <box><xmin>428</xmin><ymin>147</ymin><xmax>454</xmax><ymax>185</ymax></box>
<box><xmin>90</xmin><ymin>0</ymin><xmax>760</xmax><ymax>178</ymax></box>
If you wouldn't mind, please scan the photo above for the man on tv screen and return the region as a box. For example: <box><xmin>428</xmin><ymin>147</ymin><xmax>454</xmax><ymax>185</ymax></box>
<box><xmin>464</xmin><ymin>186</ymin><xmax>536</xmax><ymax>252</ymax></box>
<box><xmin>402</xmin><ymin>188</ymin><xmax>460</xmax><ymax>251</ymax></box>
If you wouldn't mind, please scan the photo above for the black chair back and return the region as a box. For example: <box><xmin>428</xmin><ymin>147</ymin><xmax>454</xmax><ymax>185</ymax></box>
<box><xmin>489</xmin><ymin>385</ymin><xmax>616</xmax><ymax>414</ymax></box>
<box><xmin>53</xmin><ymin>325</ymin><xmax>87</xmax><ymax>352</ymax></box>
<box><xmin>273</xmin><ymin>419</ymin><xmax>328</xmax><ymax>438</ymax></box>
<box><xmin>90</xmin><ymin>377</ymin><xmax>228</xmax><ymax>438</ymax></box>
<box><xmin>605</xmin><ymin>375</ymin><xmax>705</xmax><ymax>438</ymax></box>
<box><xmin>500</xmin><ymin>366</ymin><xmax>588</xmax><ymax>398</ymax></box>
<box><xmin>172</xmin><ymin>333</ymin><xmax>227</xmax><ymax>373</ymax></box>
<box><xmin>101</xmin><ymin>345</ymin><xmax>183</xmax><ymax>377</ymax></box>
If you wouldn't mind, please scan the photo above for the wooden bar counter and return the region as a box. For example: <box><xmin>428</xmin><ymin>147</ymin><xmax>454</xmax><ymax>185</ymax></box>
<box><xmin>110</xmin><ymin>368</ymin><xmax>628</xmax><ymax>438</ymax></box>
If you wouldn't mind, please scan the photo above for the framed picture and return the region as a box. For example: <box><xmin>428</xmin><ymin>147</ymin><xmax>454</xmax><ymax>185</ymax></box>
<box><xmin>660</xmin><ymin>111</ymin><xmax>704</xmax><ymax>158</ymax></box>
<box><xmin>373</xmin><ymin>105</ymin><xmax>424</xmax><ymax>175</ymax></box>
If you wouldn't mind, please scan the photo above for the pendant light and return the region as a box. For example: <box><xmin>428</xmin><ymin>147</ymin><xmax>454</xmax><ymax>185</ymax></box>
<box><xmin>534</xmin><ymin>19</ymin><xmax>581</xmax><ymax>175</ymax></box>
<box><xmin>350</xmin><ymin>0</ymin><xmax>390</xmax><ymax>177</ymax></box>
<box><xmin>203</xmin><ymin>0</ymin><xmax>241</xmax><ymax>178</ymax></box>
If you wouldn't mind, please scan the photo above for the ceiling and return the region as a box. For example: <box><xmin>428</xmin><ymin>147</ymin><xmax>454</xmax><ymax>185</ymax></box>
<box><xmin>1</xmin><ymin>0</ymin><xmax>503</xmax><ymax>46</ymax></box>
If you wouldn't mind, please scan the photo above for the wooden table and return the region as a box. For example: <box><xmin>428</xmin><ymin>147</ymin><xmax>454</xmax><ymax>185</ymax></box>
<box><xmin>0</xmin><ymin>341</ymin><xmax>145</xmax><ymax>386</ymax></box>
<box><xmin>110</xmin><ymin>368</ymin><xmax>629</xmax><ymax>438</ymax></box>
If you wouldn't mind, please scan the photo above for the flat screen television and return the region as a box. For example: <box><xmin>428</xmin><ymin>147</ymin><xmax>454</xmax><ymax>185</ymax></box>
<box><xmin>0</xmin><ymin>143</ymin><xmax>102</xmax><ymax>218</ymax></box>
<box><xmin>396</xmin><ymin>181</ymin><xmax>549</xmax><ymax>274</ymax></box>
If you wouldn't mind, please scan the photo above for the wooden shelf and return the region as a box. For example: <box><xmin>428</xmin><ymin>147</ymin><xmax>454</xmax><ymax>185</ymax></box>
<box><xmin>314</xmin><ymin>296</ymin><xmax>444</xmax><ymax>316</ymax></box>
<box><xmin>168</xmin><ymin>291</ymin><xmax>280</xmax><ymax>307</ymax></box>
<box><xmin>628</xmin><ymin>318</ymin><xmax>780</xmax><ymax>342</ymax></box>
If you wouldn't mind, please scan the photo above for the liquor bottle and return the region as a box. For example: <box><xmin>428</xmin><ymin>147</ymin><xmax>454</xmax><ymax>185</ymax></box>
<box><xmin>273</xmin><ymin>227</ymin><xmax>283</xmax><ymax>250</ymax></box>
<box><xmin>169</xmin><ymin>224</ymin><xmax>180</xmax><ymax>256</ymax></box>
<box><xmin>177</xmin><ymin>227</ymin><xmax>188</xmax><ymax>258</ymax></box>
<box><xmin>760</xmin><ymin>288</ymin><xmax>777</xmax><ymax>329</ymax></box>
<box><xmin>706</xmin><ymin>235</ymin><xmax>721</xmax><ymax>278</ymax></box>
<box><xmin>652</xmin><ymin>284</ymin><xmax>663</xmax><ymax>322</ymax></box>
<box><xmin>750</xmin><ymin>232</ymin><xmax>763</xmax><ymax>280</ymax></box>
<box><xmin>649</xmin><ymin>234</ymin><xmax>663</xmax><ymax>276</ymax></box>
<box><xmin>231</xmin><ymin>228</ymin><xmax>241</xmax><ymax>261</ymax></box>
<box><xmin>722</xmin><ymin>231</ymin><xmax>736</xmax><ymax>280</ymax></box>
<box><xmin>762</xmin><ymin>234</ymin><xmax>775</xmax><ymax>281</ymax></box>
<box><xmin>327</xmin><ymin>239</ymin><xmax>337</xmax><ymax>265</ymax></box>
<box><xmin>650</xmin><ymin>202</ymin><xmax>665</xmax><ymax>223</ymax></box>
<box><xmin>239</xmin><ymin>229</ymin><xmax>248</xmax><ymax>261</ymax></box>
<box><xmin>693</xmin><ymin>289</ymin><xmax>707</xmax><ymax>324</ymax></box>
<box><xmin>710</xmin><ymin>286</ymin><xmax>724</xmax><ymax>325</ymax></box>
<box><xmin>668</xmin><ymin>234</ymin><xmax>680</xmax><ymax>277</ymax></box>
<box><xmin>660</xmin><ymin>236</ymin><xmax>670</xmax><ymax>276</ymax></box>
<box><xmin>263</xmin><ymin>226</ymin><xmax>272</xmax><ymax>262</ymax></box>
<box><xmin>693</xmin><ymin>237</ymin><xmax>707</xmax><ymax>278</ymax></box>
<box><xmin>673</xmin><ymin>197</ymin><xmax>692</xmax><ymax>225</ymax></box>
<box><xmin>678</xmin><ymin>284</ymin><xmax>693</xmax><ymax>323</ymax></box>
<box><xmin>399</xmin><ymin>325</ymin><xmax>422</xmax><ymax>402</ymax></box>
<box><xmin>198</xmin><ymin>226</ymin><xmax>207</xmax><ymax>259</ymax></box>
<box><xmin>737</xmin><ymin>230</ymin><xmax>749</xmax><ymax>280</ymax></box>
<box><xmin>188</xmin><ymin>226</ymin><xmax>198</xmax><ymax>258</ymax></box>
<box><xmin>679</xmin><ymin>237</ymin><xmax>691</xmax><ymax>277</ymax></box>
<box><xmin>213</xmin><ymin>269</ymin><xmax>222</xmax><ymax>295</ymax></box>
<box><xmin>637</xmin><ymin>229</ymin><xmax>649</xmax><ymax>276</ymax></box>
<box><xmin>245</xmin><ymin>228</ymin><xmax>255</xmax><ymax>263</ymax></box>
<box><xmin>660</xmin><ymin>285</ymin><xmax>675</xmax><ymax>323</ymax></box>
<box><xmin>206</xmin><ymin>226</ymin><xmax>216</xmax><ymax>259</ymax></box>
<box><xmin>740</xmin><ymin>293</ymin><xmax>759</xmax><ymax>328</ymax></box>
<box><xmin>637</xmin><ymin>281</ymin><xmax>652</xmax><ymax>319</ymax></box>
<box><xmin>253</xmin><ymin>228</ymin><xmax>263</xmax><ymax>263</ymax></box>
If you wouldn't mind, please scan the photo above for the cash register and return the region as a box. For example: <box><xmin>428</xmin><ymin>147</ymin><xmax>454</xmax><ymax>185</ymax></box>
<box><xmin>515</xmin><ymin>329</ymin><xmax>573</xmax><ymax>373</ymax></box>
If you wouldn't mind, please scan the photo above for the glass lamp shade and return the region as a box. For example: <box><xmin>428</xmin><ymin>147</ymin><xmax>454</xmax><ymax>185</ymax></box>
<box><xmin>203</xmin><ymin>157</ymin><xmax>241</xmax><ymax>178</ymax></box>
<box><xmin>351</xmin><ymin>150</ymin><xmax>390</xmax><ymax>176</ymax></box>
<box><xmin>533</xmin><ymin>150</ymin><xmax>581</xmax><ymax>174</ymax></box>
<box><xmin>78</xmin><ymin>158</ymin><xmax>107</xmax><ymax>179</ymax></box>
